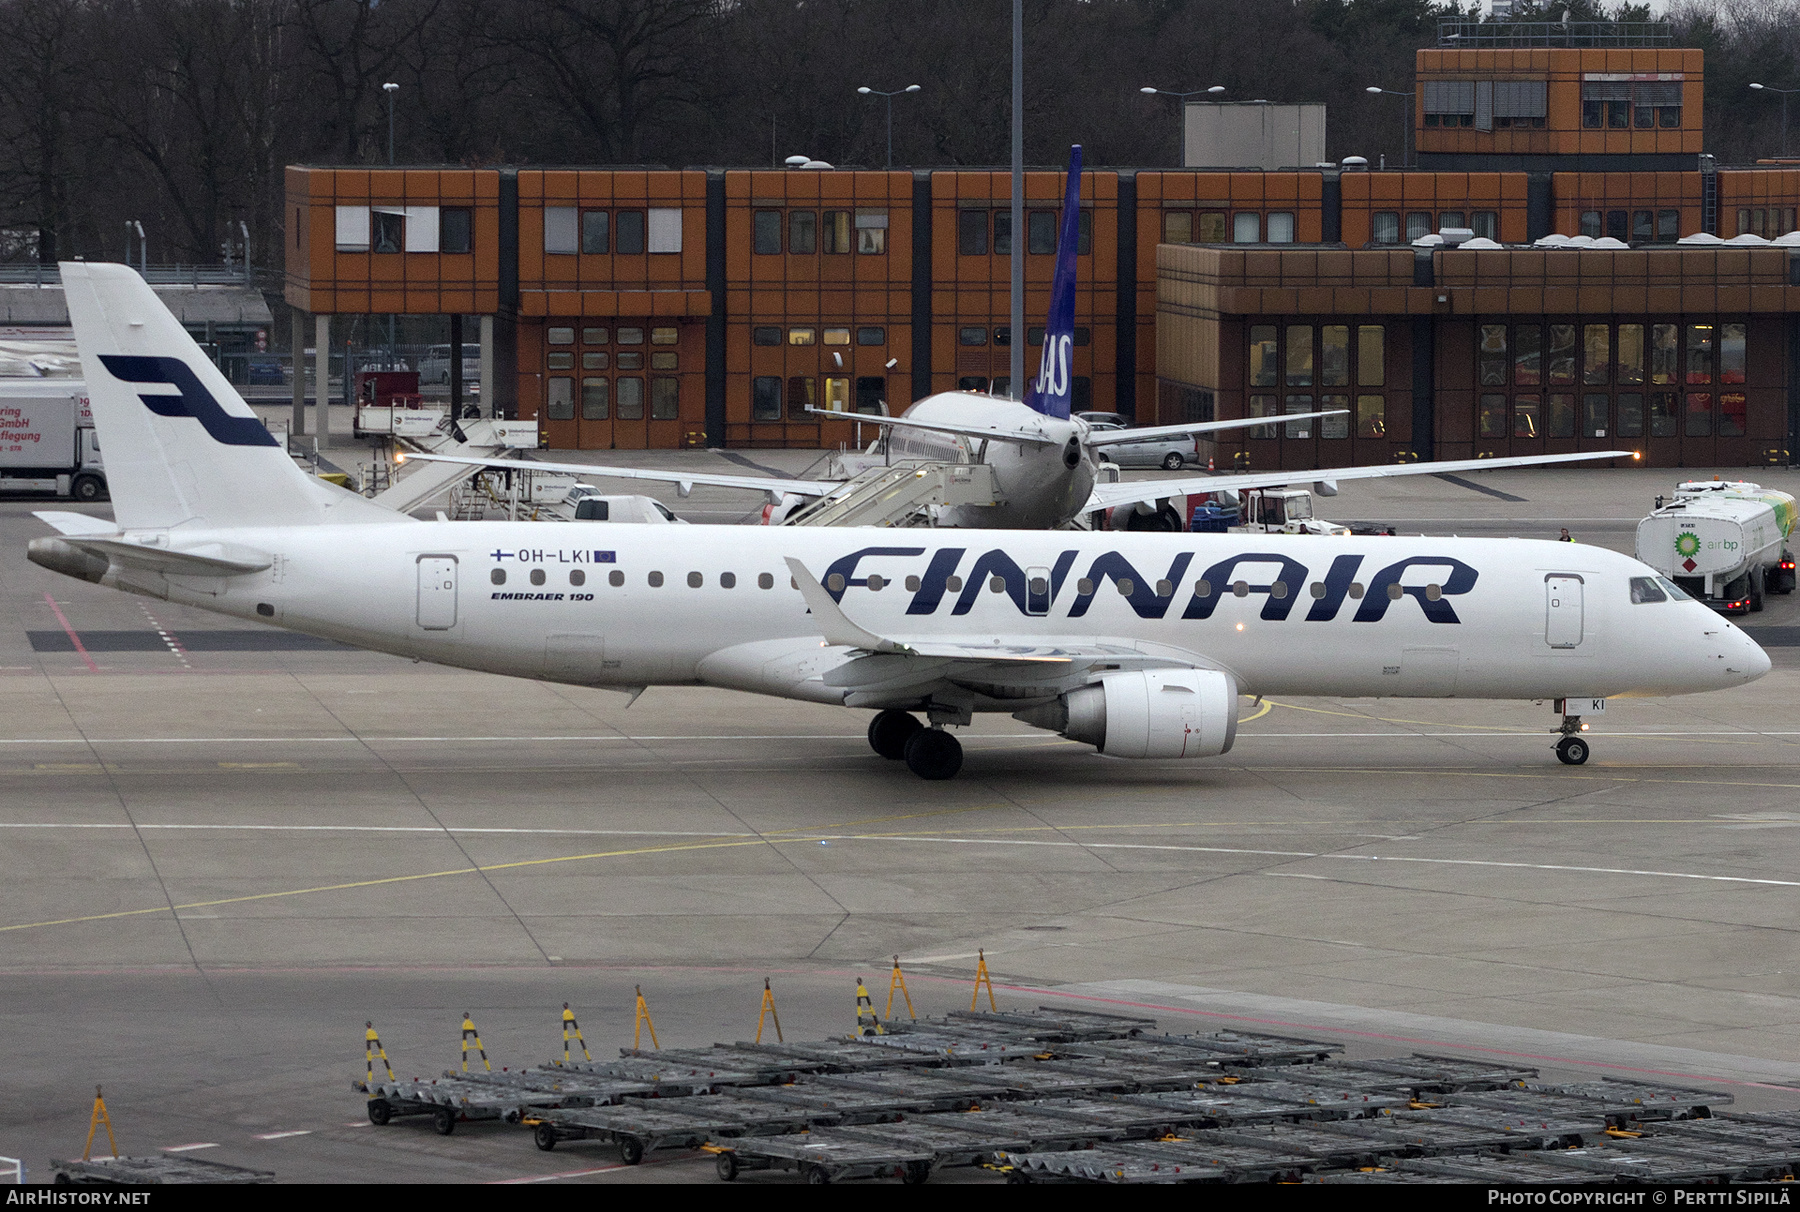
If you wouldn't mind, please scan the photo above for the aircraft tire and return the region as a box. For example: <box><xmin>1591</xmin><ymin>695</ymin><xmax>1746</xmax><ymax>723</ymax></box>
<box><xmin>1556</xmin><ymin>736</ymin><xmax>1590</xmax><ymax>766</ymax></box>
<box><xmin>868</xmin><ymin>710</ymin><xmax>923</xmax><ymax>759</ymax></box>
<box><xmin>904</xmin><ymin>729</ymin><xmax>963</xmax><ymax>780</ymax></box>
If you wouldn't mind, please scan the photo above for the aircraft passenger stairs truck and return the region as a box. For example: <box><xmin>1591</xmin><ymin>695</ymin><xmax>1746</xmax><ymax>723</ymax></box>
<box><xmin>1635</xmin><ymin>480</ymin><xmax>1798</xmax><ymax>615</ymax></box>
<box><xmin>0</xmin><ymin>379</ymin><xmax>105</xmax><ymax>501</ymax></box>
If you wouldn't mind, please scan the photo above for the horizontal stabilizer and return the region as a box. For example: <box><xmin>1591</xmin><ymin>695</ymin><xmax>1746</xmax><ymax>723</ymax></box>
<box><xmin>32</xmin><ymin>511</ymin><xmax>119</xmax><ymax>537</ymax></box>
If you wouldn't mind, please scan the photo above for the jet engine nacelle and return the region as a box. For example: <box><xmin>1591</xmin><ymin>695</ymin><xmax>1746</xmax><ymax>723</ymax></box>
<box><xmin>1014</xmin><ymin>669</ymin><xmax>1238</xmax><ymax>759</ymax></box>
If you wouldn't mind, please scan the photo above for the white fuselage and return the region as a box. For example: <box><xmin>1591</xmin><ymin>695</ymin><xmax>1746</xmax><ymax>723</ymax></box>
<box><xmin>883</xmin><ymin>393</ymin><xmax>1096</xmax><ymax>529</ymax></box>
<box><xmin>126</xmin><ymin>524</ymin><xmax>1766</xmax><ymax>709</ymax></box>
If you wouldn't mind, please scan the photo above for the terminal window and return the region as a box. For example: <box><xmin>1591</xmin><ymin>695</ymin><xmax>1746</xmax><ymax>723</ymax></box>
<box><xmin>754</xmin><ymin>210</ymin><xmax>781</xmax><ymax>255</ymax></box>
<box><xmin>958</xmin><ymin>210</ymin><xmax>988</xmax><ymax>256</ymax></box>
<box><xmin>786</xmin><ymin>376</ymin><xmax>817</xmax><ymax>419</ymax></box>
<box><xmin>754</xmin><ymin>374</ymin><xmax>784</xmax><ymax>420</ymax></box>
<box><xmin>440</xmin><ymin>208</ymin><xmax>472</xmax><ymax>254</ymax></box>
<box><xmin>789</xmin><ymin>210</ymin><xmax>816</xmax><ymax>255</ymax></box>
<box><xmin>581</xmin><ymin>211</ymin><xmax>609</xmax><ymax>254</ymax></box>
<box><xmin>615</xmin><ymin>211</ymin><xmax>646</xmax><ymax>255</ymax></box>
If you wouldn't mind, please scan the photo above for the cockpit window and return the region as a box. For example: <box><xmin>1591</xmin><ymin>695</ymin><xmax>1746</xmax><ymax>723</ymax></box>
<box><xmin>1629</xmin><ymin>576</ymin><xmax>1666</xmax><ymax>604</ymax></box>
<box><xmin>1656</xmin><ymin>575</ymin><xmax>1692</xmax><ymax>601</ymax></box>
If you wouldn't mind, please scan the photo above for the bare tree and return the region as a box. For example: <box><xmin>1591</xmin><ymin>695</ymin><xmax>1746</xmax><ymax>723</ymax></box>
<box><xmin>0</xmin><ymin>0</ymin><xmax>93</xmax><ymax>262</ymax></box>
<box><xmin>481</xmin><ymin>0</ymin><xmax>712</xmax><ymax>163</ymax></box>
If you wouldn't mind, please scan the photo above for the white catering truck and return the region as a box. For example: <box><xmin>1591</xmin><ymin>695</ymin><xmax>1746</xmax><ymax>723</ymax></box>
<box><xmin>0</xmin><ymin>379</ymin><xmax>105</xmax><ymax>501</ymax></box>
<box><xmin>1634</xmin><ymin>479</ymin><xmax>1797</xmax><ymax>614</ymax></box>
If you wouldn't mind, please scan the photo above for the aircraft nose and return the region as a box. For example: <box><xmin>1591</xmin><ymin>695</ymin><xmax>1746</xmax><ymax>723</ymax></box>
<box><xmin>1739</xmin><ymin>630</ymin><xmax>1773</xmax><ymax>682</ymax></box>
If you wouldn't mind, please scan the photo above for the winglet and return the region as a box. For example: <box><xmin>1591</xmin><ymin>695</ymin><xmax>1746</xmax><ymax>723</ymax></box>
<box><xmin>783</xmin><ymin>557</ymin><xmax>911</xmax><ymax>654</ymax></box>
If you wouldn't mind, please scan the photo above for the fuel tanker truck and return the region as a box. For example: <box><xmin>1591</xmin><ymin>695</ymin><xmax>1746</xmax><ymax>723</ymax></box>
<box><xmin>1635</xmin><ymin>479</ymin><xmax>1798</xmax><ymax>614</ymax></box>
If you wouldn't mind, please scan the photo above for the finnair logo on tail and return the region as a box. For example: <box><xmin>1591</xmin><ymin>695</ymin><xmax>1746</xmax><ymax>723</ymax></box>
<box><xmin>98</xmin><ymin>355</ymin><xmax>279</xmax><ymax>448</ymax></box>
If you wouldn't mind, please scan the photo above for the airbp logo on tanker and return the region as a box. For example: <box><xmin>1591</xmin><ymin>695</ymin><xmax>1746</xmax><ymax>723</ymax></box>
<box><xmin>821</xmin><ymin>546</ymin><xmax>1479</xmax><ymax>624</ymax></box>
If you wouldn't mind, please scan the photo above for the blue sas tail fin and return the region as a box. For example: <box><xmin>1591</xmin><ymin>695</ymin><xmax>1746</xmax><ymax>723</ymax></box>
<box><xmin>1024</xmin><ymin>144</ymin><xmax>1082</xmax><ymax>420</ymax></box>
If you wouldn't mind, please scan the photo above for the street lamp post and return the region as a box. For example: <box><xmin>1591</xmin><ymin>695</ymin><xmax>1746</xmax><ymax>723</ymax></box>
<box><xmin>1140</xmin><ymin>85</ymin><xmax>1225</xmax><ymax>165</ymax></box>
<box><xmin>1750</xmin><ymin>83</ymin><xmax>1798</xmax><ymax>159</ymax></box>
<box><xmin>1366</xmin><ymin>86</ymin><xmax>1415</xmax><ymax>170</ymax></box>
<box><xmin>382</xmin><ymin>82</ymin><xmax>399</xmax><ymax>165</ymax></box>
<box><xmin>856</xmin><ymin>84</ymin><xmax>922</xmax><ymax>170</ymax></box>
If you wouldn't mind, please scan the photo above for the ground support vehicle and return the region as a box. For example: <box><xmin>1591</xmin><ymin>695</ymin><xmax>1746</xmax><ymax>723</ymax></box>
<box><xmin>522</xmin><ymin>1093</ymin><xmax>821</xmax><ymax>1162</ymax></box>
<box><xmin>1636</xmin><ymin>479</ymin><xmax>1798</xmax><ymax>613</ymax></box>
<box><xmin>0</xmin><ymin>380</ymin><xmax>104</xmax><ymax>501</ymax></box>
<box><xmin>1227</xmin><ymin>487</ymin><xmax>1351</xmax><ymax>536</ymax></box>
<box><xmin>1004</xmin><ymin>1139</ymin><xmax>1315</xmax><ymax>1184</ymax></box>
<box><xmin>708</xmin><ymin>1133</ymin><xmax>935</xmax><ymax>1184</ymax></box>
<box><xmin>356</xmin><ymin>1073</ymin><xmax>549</xmax><ymax>1134</ymax></box>
<box><xmin>49</xmin><ymin>1156</ymin><xmax>274</xmax><ymax>1184</ymax></box>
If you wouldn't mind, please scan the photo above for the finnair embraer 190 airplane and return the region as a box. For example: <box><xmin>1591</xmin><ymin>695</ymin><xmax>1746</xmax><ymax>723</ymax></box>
<box><xmin>32</xmin><ymin>262</ymin><xmax>1770</xmax><ymax>780</ymax></box>
<box><xmin>411</xmin><ymin>145</ymin><xmax>1638</xmax><ymax>530</ymax></box>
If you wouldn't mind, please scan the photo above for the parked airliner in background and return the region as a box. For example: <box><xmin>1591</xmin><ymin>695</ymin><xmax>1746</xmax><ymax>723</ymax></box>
<box><xmin>412</xmin><ymin>145</ymin><xmax>1638</xmax><ymax>530</ymax></box>
<box><xmin>28</xmin><ymin>262</ymin><xmax>1769</xmax><ymax>780</ymax></box>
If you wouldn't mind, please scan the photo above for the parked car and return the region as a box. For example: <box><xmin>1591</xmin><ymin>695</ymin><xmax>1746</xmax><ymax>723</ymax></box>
<box><xmin>419</xmin><ymin>343</ymin><xmax>481</xmax><ymax>385</ymax></box>
<box><xmin>1076</xmin><ymin>411</ymin><xmax>1195</xmax><ymax>470</ymax></box>
<box><xmin>563</xmin><ymin>484</ymin><xmax>686</xmax><ymax>523</ymax></box>
<box><xmin>246</xmin><ymin>355</ymin><xmax>286</xmax><ymax>386</ymax></box>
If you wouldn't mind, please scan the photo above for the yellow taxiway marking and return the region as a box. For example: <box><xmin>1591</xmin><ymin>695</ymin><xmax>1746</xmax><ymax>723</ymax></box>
<box><xmin>0</xmin><ymin>801</ymin><xmax>1005</xmax><ymax>936</ymax></box>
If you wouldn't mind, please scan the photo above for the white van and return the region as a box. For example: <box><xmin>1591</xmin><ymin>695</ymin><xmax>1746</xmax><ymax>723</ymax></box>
<box><xmin>418</xmin><ymin>343</ymin><xmax>481</xmax><ymax>386</ymax></box>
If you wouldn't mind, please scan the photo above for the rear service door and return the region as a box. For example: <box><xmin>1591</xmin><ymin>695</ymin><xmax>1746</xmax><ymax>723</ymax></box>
<box><xmin>417</xmin><ymin>555</ymin><xmax>458</xmax><ymax>630</ymax></box>
<box><xmin>1545</xmin><ymin>574</ymin><xmax>1583</xmax><ymax>648</ymax></box>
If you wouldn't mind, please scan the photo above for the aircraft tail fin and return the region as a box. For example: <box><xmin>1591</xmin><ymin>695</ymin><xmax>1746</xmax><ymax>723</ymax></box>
<box><xmin>1024</xmin><ymin>145</ymin><xmax>1083</xmax><ymax>420</ymax></box>
<box><xmin>60</xmin><ymin>261</ymin><xmax>401</xmax><ymax>531</ymax></box>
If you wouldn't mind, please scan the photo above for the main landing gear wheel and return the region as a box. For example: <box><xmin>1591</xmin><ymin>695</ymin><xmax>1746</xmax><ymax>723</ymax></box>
<box><xmin>1556</xmin><ymin>736</ymin><xmax>1590</xmax><ymax>766</ymax></box>
<box><xmin>903</xmin><ymin>728</ymin><xmax>963</xmax><ymax>780</ymax></box>
<box><xmin>868</xmin><ymin>710</ymin><xmax>923</xmax><ymax>760</ymax></box>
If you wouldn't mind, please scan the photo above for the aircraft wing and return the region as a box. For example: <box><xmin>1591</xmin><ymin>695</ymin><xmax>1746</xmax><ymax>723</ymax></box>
<box><xmin>1086</xmin><ymin>410</ymin><xmax>1349</xmax><ymax>447</ymax></box>
<box><xmin>402</xmin><ymin>453</ymin><xmax>836</xmax><ymax>501</ymax></box>
<box><xmin>1085</xmin><ymin>449</ymin><xmax>1641</xmax><ymax>514</ymax></box>
<box><xmin>803</xmin><ymin>407</ymin><xmax>1060</xmax><ymax>448</ymax></box>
